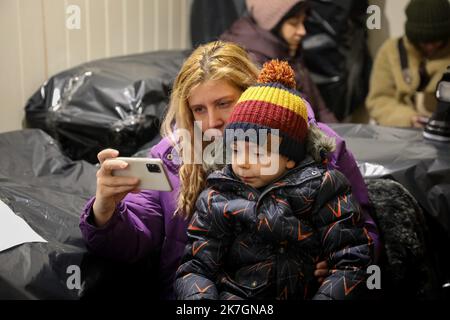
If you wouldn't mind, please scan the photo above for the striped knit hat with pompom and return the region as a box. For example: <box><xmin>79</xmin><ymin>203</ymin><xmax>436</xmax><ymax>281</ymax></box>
<box><xmin>225</xmin><ymin>59</ymin><xmax>309</xmax><ymax>163</ymax></box>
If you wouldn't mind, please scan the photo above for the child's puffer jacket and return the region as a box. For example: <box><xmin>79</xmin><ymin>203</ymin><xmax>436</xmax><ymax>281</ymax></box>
<box><xmin>175</xmin><ymin>129</ymin><xmax>374</xmax><ymax>300</ymax></box>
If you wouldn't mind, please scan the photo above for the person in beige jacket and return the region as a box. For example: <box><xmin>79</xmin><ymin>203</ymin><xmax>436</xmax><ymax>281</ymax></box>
<box><xmin>366</xmin><ymin>0</ymin><xmax>450</xmax><ymax>128</ymax></box>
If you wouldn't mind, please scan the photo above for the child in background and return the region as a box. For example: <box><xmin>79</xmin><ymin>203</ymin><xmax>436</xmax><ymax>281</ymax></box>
<box><xmin>221</xmin><ymin>0</ymin><xmax>338</xmax><ymax>123</ymax></box>
<box><xmin>175</xmin><ymin>60</ymin><xmax>373</xmax><ymax>300</ymax></box>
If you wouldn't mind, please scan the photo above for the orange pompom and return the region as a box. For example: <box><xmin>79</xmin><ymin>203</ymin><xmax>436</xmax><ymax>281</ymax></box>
<box><xmin>257</xmin><ymin>60</ymin><xmax>296</xmax><ymax>89</ymax></box>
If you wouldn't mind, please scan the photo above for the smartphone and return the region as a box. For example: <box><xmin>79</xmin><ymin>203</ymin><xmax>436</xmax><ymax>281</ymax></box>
<box><xmin>112</xmin><ymin>157</ymin><xmax>173</xmax><ymax>192</ymax></box>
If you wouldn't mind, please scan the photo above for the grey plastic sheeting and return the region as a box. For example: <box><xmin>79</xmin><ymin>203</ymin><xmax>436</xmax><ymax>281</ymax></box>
<box><xmin>0</xmin><ymin>125</ymin><xmax>449</xmax><ymax>299</ymax></box>
<box><xmin>331</xmin><ymin>123</ymin><xmax>450</xmax><ymax>235</ymax></box>
<box><xmin>0</xmin><ymin>129</ymin><xmax>161</xmax><ymax>299</ymax></box>
<box><xmin>0</xmin><ymin>129</ymin><xmax>96</xmax><ymax>299</ymax></box>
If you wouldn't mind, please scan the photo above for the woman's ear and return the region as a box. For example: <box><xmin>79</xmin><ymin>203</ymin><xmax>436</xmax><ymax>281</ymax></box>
<box><xmin>286</xmin><ymin>159</ymin><xmax>296</xmax><ymax>169</ymax></box>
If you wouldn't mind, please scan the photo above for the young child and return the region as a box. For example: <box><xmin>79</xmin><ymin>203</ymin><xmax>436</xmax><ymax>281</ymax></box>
<box><xmin>175</xmin><ymin>60</ymin><xmax>373</xmax><ymax>300</ymax></box>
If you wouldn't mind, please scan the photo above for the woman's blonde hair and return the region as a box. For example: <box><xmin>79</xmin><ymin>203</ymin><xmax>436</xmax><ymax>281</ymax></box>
<box><xmin>160</xmin><ymin>41</ymin><xmax>259</xmax><ymax>219</ymax></box>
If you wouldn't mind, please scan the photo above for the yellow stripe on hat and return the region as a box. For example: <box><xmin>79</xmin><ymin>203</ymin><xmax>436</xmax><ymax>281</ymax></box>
<box><xmin>237</xmin><ymin>85</ymin><xmax>308</xmax><ymax>121</ymax></box>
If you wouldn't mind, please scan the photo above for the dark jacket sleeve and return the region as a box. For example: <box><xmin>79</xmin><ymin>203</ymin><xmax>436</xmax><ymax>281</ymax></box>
<box><xmin>295</xmin><ymin>61</ymin><xmax>338</xmax><ymax>123</ymax></box>
<box><xmin>311</xmin><ymin>169</ymin><xmax>373</xmax><ymax>300</ymax></box>
<box><xmin>175</xmin><ymin>189</ymin><xmax>233</xmax><ymax>300</ymax></box>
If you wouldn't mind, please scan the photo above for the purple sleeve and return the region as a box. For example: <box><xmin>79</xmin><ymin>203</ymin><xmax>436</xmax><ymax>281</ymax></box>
<box><xmin>79</xmin><ymin>190</ymin><xmax>164</xmax><ymax>263</ymax></box>
<box><xmin>79</xmin><ymin>147</ymin><xmax>165</xmax><ymax>263</ymax></box>
<box><xmin>323</xmin><ymin>128</ymin><xmax>370</xmax><ymax>208</ymax></box>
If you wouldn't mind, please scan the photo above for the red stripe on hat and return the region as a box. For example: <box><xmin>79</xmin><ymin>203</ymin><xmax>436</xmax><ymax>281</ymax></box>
<box><xmin>227</xmin><ymin>100</ymin><xmax>308</xmax><ymax>142</ymax></box>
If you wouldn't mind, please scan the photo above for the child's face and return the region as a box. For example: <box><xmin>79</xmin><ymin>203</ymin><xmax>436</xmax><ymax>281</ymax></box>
<box><xmin>416</xmin><ymin>40</ymin><xmax>446</xmax><ymax>59</ymax></box>
<box><xmin>280</xmin><ymin>11</ymin><xmax>307</xmax><ymax>53</ymax></box>
<box><xmin>231</xmin><ymin>140</ymin><xmax>296</xmax><ymax>189</ymax></box>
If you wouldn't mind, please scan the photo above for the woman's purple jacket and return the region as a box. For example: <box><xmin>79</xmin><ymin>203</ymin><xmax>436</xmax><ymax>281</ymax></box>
<box><xmin>80</xmin><ymin>107</ymin><xmax>380</xmax><ymax>300</ymax></box>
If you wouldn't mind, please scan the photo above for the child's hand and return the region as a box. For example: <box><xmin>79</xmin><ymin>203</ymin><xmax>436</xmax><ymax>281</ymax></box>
<box><xmin>92</xmin><ymin>148</ymin><xmax>140</xmax><ymax>227</ymax></box>
<box><xmin>411</xmin><ymin>115</ymin><xmax>429</xmax><ymax>128</ymax></box>
<box><xmin>314</xmin><ymin>260</ymin><xmax>329</xmax><ymax>284</ymax></box>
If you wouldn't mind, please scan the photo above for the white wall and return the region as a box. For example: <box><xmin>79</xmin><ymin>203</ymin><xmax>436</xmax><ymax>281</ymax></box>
<box><xmin>367</xmin><ymin>0</ymin><xmax>410</xmax><ymax>58</ymax></box>
<box><xmin>0</xmin><ymin>0</ymin><xmax>192</xmax><ymax>133</ymax></box>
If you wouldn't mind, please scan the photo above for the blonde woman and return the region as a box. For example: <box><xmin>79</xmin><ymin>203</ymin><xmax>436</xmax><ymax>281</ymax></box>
<box><xmin>80</xmin><ymin>41</ymin><xmax>379</xmax><ymax>299</ymax></box>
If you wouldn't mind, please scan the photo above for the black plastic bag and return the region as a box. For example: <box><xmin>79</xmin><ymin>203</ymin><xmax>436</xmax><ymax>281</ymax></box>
<box><xmin>303</xmin><ymin>0</ymin><xmax>372</xmax><ymax>120</ymax></box>
<box><xmin>25</xmin><ymin>50</ymin><xmax>190</xmax><ymax>163</ymax></box>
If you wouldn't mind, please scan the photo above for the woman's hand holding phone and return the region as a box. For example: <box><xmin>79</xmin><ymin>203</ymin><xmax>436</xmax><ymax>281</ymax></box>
<box><xmin>92</xmin><ymin>149</ymin><xmax>140</xmax><ymax>227</ymax></box>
